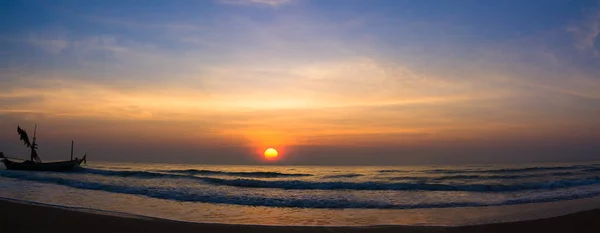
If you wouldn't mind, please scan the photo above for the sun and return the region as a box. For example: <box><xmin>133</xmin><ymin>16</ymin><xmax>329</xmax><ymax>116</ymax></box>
<box><xmin>264</xmin><ymin>148</ymin><xmax>279</xmax><ymax>159</ymax></box>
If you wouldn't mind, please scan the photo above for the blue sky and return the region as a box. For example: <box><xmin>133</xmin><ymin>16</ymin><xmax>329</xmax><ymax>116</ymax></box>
<box><xmin>1</xmin><ymin>0</ymin><xmax>599</xmax><ymax>164</ymax></box>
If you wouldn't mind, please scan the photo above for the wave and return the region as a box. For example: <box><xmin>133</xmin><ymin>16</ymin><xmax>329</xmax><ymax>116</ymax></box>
<box><xmin>389</xmin><ymin>174</ymin><xmax>527</xmax><ymax>181</ymax></box>
<box><xmin>387</xmin><ymin>172</ymin><xmax>581</xmax><ymax>182</ymax></box>
<box><xmin>80</xmin><ymin>168</ymin><xmax>582</xmax><ymax>186</ymax></box>
<box><xmin>323</xmin><ymin>174</ymin><xmax>364</xmax><ymax>179</ymax></box>
<box><xmin>159</xmin><ymin>169</ymin><xmax>312</xmax><ymax>178</ymax></box>
<box><xmin>77</xmin><ymin>168</ymin><xmax>311</xmax><ymax>179</ymax></box>
<box><xmin>427</xmin><ymin>172</ymin><xmax>580</xmax><ymax>181</ymax></box>
<box><xmin>81</xmin><ymin>168</ymin><xmax>177</xmax><ymax>178</ymax></box>
<box><xmin>378</xmin><ymin>169</ymin><xmax>403</xmax><ymax>173</ymax></box>
<box><xmin>69</xmin><ymin>168</ymin><xmax>599</xmax><ymax>192</ymax></box>
<box><xmin>2</xmin><ymin>170</ymin><xmax>600</xmax><ymax>209</ymax></box>
<box><xmin>422</xmin><ymin>165</ymin><xmax>595</xmax><ymax>174</ymax></box>
<box><xmin>196</xmin><ymin>176</ymin><xmax>600</xmax><ymax>192</ymax></box>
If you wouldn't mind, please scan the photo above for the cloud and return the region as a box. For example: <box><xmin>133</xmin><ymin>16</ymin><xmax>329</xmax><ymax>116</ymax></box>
<box><xmin>86</xmin><ymin>15</ymin><xmax>201</xmax><ymax>33</ymax></box>
<box><xmin>217</xmin><ymin>0</ymin><xmax>293</xmax><ymax>6</ymax></box>
<box><xmin>193</xmin><ymin>56</ymin><xmax>472</xmax><ymax>110</ymax></box>
<box><xmin>24</xmin><ymin>30</ymin><xmax>133</xmax><ymax>58</ymax></box>
<box><xmin>567</xmin><ymin>9</ymin><xmax>600</xmax><ymax>56</ymax></box>
<box><xmin>4</xmin><ymin>1</ymin><xmax>600</xmax><ymax>157</ymax></box>
<box><xmin>28</xmin><ymin>32</ymin><xmax>70</xmax><ymax>54</ymax></box>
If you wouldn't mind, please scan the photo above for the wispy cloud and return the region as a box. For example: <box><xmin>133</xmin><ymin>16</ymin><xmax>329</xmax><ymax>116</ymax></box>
<box><xmin>27</xmin><ymin>31</ymin><xmax>70</xmax><ymax>54</ymax></box>
<box><xmin>86</xmin><ymin>15</ymin><xmax>201</xmax><ymax>33</ymax></box>
<box><xmin>568</xmin><ymin>9</ymin><xmax>600</xmax><ymax>56</ymax></box>
<box><xmin>217</xmin><ymin>0</ymin><xmax>293</xmax><ymax>6</ymax></box>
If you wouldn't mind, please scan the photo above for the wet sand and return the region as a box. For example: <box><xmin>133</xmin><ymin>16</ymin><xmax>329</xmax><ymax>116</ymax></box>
<box><xmin>1</xmin><ymin>199</ymin><xmax>599</xmax><ymax>233</ymax></box>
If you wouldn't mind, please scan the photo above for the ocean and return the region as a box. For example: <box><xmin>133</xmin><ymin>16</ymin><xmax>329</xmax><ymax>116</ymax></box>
<box><xmin>2</xmin><ymin>161</ymin><xmax>600</xmax><ymax>226</ymax></box>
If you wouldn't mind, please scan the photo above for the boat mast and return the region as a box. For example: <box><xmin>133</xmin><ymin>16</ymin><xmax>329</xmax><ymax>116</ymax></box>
<box><xmin>71</xmin><ymin>141</ymin><xmax>74</xmax><ymax>161</ymax></box>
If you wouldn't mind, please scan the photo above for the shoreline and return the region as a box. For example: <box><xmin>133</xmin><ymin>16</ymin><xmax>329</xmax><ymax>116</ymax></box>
<box><xmin>1</xmin><ymin>199</ymin><xmax>599</xmax><ymax>233</ymax></box>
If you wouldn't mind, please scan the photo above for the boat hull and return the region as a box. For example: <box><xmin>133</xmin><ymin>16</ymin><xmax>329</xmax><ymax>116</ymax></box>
<box><xmin>1</xmin><ymin>159</ymin><xmax>84</xmax><ymax>172</ymax></box>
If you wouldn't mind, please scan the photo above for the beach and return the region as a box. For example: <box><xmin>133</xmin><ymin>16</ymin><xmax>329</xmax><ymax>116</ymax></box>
<box><xmin>1</xmin><ymin>199</ymin><xmax>599</xmax><ymax>233</ymax></box>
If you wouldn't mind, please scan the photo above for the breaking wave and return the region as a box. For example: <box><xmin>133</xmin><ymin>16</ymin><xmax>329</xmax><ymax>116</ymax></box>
<box><xmin>323</xmin><ymin>174</ymin><xmax>364</xmax><ymax>179</ymax></box>
<box><xmin>81</xmin><ymin>168</ymin><xmax>176</xmax><ymax>178</ymax></box>
<box><xmin>197</xmin><ymin>176</ymin><xmax>600</xmax><ymax>192</ymax></box>
<box><xmin>160</xmin><ymin>169</ymin><xmax>312</xmax><ymax>178</ymax></box>
<box><xmin>417</xmin><ymin>172</ymin><xmax>580</xmax><ymax>181</ymax></box>
<box><xmin>422</xmin><ymin>165</ymin><xmax>593</xmax><ymax>174</ymax></box>
<box><xmin>79</xmin><ymin>168</ymin><xmax>311</xmax><ymax>179</ymax></box>
<box><xmin>77</xmin><ymin>168</ymin><xmax>587</xmax><ymax>184</ymax></box>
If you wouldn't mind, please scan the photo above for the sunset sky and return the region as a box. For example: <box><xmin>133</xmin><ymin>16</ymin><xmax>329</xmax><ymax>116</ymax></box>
<box><xmin>1</xmin><ymin>0</ymin><xmax>599</xmax><ymax>165</ymax></box>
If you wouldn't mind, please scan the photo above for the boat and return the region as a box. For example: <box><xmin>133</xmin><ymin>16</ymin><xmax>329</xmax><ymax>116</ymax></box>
<box><xmin>1</xmin><ymin>158</ymin><xmax>85</xmax><ymax>172</ymax></box>
<box><xmin>1</xmin><ymin>125</ymin><xmax>87</xmax><ymax>172</ymax></box>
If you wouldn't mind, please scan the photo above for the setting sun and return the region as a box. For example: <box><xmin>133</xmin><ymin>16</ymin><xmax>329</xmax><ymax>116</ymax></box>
<box><xmin>264</xmin><ymin>148</ymin><xmax>279</xmax><ymax>159</ymax></box>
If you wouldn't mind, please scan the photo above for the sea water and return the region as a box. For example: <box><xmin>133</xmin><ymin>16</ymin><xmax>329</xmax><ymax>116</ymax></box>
<box><xmin>2</xmin><ymin>161</ymin><xmax>600</xmax><ymax>226</ymax></box>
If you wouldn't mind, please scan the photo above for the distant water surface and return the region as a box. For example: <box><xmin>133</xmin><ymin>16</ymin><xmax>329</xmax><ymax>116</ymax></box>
<box><xmin>2</xmin><ymin>161</ymin><xmax>600</xmax><ymax>226</ymax></box>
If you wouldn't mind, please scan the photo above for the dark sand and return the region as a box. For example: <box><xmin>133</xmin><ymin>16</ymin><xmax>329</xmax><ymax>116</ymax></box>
<box><xmin>1</xmin><ymin>199</ymin><xmax>599</xmax><ymax>233</ymax></box>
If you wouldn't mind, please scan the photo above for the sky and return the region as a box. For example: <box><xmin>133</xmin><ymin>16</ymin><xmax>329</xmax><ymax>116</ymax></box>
<box><xmin>1</xmin><ymin>0</ymin><xmax>599</xmax><ymax>165</ymax></box>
